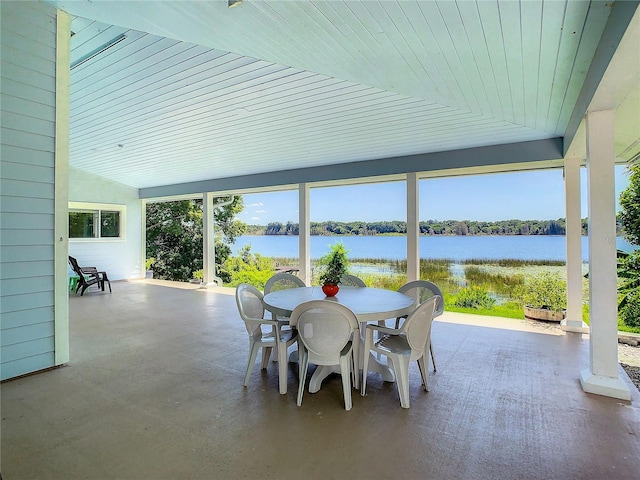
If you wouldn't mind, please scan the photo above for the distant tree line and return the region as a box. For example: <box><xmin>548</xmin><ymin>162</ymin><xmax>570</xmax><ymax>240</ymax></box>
<box><xmin>245</xmin><ymin>218</ymin><xmax>620</xmax><ymax>236</ymax></box>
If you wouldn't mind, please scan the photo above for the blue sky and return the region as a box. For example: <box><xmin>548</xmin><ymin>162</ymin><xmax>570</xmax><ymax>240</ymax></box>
<box><xmin>239</xmin><ymin>166</ymin><xmax>631</xmax><ymax>225</ymax></box>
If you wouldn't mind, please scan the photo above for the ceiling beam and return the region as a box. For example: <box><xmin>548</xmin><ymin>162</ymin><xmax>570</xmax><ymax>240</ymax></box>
<box><xmin>140</xmin><ymin>138</ymin><xmax>563</xmax><ymax>199</ymax></box>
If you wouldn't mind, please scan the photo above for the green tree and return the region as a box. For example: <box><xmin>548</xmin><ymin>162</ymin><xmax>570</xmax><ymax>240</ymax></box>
<box><xmin>146</xmin><ymin>196</ymin><xmax>246</xmax><ymax>282</ymax></box>
<box><xmin>617</xmin><ymin>164</ymin><xmax>640</xmax><ymax>329</ymax></box>
<box><xmin>619</xmin><ymin>164</ymin><xmax>640</xmax><ymax>245</ymax></box>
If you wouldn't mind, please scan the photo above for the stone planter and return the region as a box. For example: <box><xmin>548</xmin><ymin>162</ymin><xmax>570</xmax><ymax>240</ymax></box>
<box><xmin>524</xmin><ymin>305</ymin><xmax>565</xmax><ymax>322</ymax></box>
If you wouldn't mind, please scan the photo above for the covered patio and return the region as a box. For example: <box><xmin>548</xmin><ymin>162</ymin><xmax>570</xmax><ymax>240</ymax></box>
<box><xmin>2</xmin><ymin>280</ymin><xmax>639</xmax><ymax>479</ymax></box>
<box><xmin>2</xmin><ymin>2</ymin><xmax>640</xmax><ymax>476</ymax></box>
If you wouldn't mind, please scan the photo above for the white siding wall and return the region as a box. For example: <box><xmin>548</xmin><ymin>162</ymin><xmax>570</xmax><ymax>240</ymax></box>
<box><xmin>1</xmin><ymin>1</ymin><xmax>58</xmax><ymax>380</ymax></box>
<box><xmin>68</xmin><ymin>167</ymin><xmax>143</xmax><ymax>280</ymax></box>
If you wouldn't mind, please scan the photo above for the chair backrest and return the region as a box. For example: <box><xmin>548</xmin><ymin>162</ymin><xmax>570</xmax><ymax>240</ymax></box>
<box><xmin>400</xmin><ymin>295</ymin><xmax>439</xmax><ymax>355</ymax></box>
<box><xmin>398</xmin><ymin>280</ymin><xmax>444</xmax><ymax>317</ymax></box>
<box><xmin>68</xmin><ymin>256</ymin><xmax>83</xmax><ymax>276</ymax></box>
<box><xmin>235</xmin><ymin>283</ymin><xmax>266</xmax><ymax>336</ymax></box>
<box><xmin>290</xmin><ymin>300</ymin><xmax>358</xmax><ymax>359</ymax></box>
<box><xmin>339</xmin><ymin>274</ymin><xmax>366</xmax><ymax>287</ymax></box>
<box><xmin>264</xmin><ymin>272</ymin><xmax>306</xmax><ymax>294</ymax></box>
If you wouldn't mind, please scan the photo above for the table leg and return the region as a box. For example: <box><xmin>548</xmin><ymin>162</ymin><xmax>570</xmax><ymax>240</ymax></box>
<box><xmin>308</xmin><ymin>365</ymin><xmax>339</xmax><ymax>393</ymax></box>
<box><xmin>307</xmin><ymin>350</ymin><xmax>396</xmax><ymax>394</ymax></box>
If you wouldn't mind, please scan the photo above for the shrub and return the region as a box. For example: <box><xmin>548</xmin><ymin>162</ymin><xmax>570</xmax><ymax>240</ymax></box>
<box><xmin>619</xmin><ymin>288</ymin><xmax>640</xmax><ymax>328</ymax></box>
<box><xmin>514</xmin><ymin>272</ymin><xmax>566</xmax><ymax>311</ymax></box>
<box><xmin>223</xmin><ymin>245</ymin><xmax>276</xmax><ymax>288</ymax></box>
<box><xmin>454</xmin><ymin>286</ymin><xmax>496</xmax><ymax>309</ymax></box>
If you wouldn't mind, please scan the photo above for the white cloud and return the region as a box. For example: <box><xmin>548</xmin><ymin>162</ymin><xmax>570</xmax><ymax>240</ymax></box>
<box><xmin>256</xmin><ymin>210</ymin><xmax>266</xmax><ymax>213</ymax></box>
<box><xmin>248</xmin><ymin>202</ymin><xmax>263</xmax><ymax>207</ymax></box>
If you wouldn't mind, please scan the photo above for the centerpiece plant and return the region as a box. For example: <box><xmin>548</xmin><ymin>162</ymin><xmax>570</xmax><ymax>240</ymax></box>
<box><xmin>318</xmin><ymin>243</ymin><xmax>349</xmax><ymax>296</ymax></box>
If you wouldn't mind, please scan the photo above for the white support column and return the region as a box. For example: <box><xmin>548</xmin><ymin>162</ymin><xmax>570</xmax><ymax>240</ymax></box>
<box><xmin>54</xmin><ymin>11</ymin><xmax>71</xmax><ymax>366</ymax></box>
<box><xmin>407</xmin><ymin>173</ymin><xmax>420</xmax><ymax>282</ymax></box>
<box><xmin>579</xmin><ymin>110</ymin><xmax>631</xmax><ymax>401</ymax></box>
<box><xmin>562</xmin><ymin>157</ymin><xmax>588</xmax><ymax>332</ymax></box>
<box><xmin>202</xmin><ymin>192</ymin><xmax>219</xmax><ymax>287</ymax></box>
<box><xmin>299</xmin><ymin>183</ymin><xmax>311</xmax><ymax>285</ymax></box>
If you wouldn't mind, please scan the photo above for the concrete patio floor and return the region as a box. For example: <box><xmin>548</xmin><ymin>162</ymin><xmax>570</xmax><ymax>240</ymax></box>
<box><xmin>2</xmin><ymin>280</ymin><xmax>639</xmax><ymax>480</ymax></box>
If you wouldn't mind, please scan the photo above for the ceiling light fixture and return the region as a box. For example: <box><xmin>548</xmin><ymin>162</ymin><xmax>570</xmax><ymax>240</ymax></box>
<box><xmin>70</xmin><ymin>33</ymin><xmax>127</xmax><ymax>70</ymax></box>
<box><xmin>228</xmin><ymin>0</ymin><xmax>243</xmax><ymax>8</ymax></box>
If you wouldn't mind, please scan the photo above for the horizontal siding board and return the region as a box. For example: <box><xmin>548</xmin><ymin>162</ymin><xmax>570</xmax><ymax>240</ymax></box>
<box><xmin>1</xmin><ymin>128</ymin><xmax>55</xmax><ymax>152</ymax></box>
<box><xmin>0</xmin><ymin>161</ymin><xmax>55</xmax><ymax>183</ymax></box>
<box><xmin>1</xmin><ymin>212</ymin><xmax>55</xmax><ymax>229</ymax></box>
<box><xmin>1</xmin><ymin>246</ymin><xmax>54</xmax><ymax>264</ymax></box>
<box><xmin>1</xmin><ymin>59</ymin><xmax>55</xmax><ymax>92</ymax></box>
<box><xmin>1</xmin><ymin>144</ymin><xmax>56</xmax><ymax>167</ymax></box>
<box><xmin>1</xmin><ymin>24</ymin><xmax>56</xmax><ymax>54</ymax></box>
<box><xmin>0</xmin><ymin>179</ymin><xmax>55</xmax><ymax>199</ymax></box>
<box><xmin>1</xmin><ymin>196</ymin><xmax>55</xmax><ymax>214</ymax></box>
<box><xmin>1</xmin><ymin>111</ymin><xmax>55</xmax><ymax>137</ymax></box>
<box><xmin>1</xmin><ymin>337</ymin><xmax>54</xmax><ymax>364</ymax></box>
<box><xmin>1</xmin><ymin>306</ymin><xmax>54</xmax><ymax>329</ymax></box>
<box><xmin>0</xmin><ymin>2</ymin><xmax>56</xmax><ymax>37</ymax></box>
<box><xmin>1</xmin><ymin>78</ymin><xmax>56</xmax><ymax>106</ymax></box>
<box><xmin>1</xmin><ymin>260</ymin><xmax>54</xmax><ymax>279</ymax></box>
<box><xmin>0</xmin><ymin>352</ymin><xmax>55</xmax><ymax>381</ymax></box>
<box><xmin>1</xmin><ymin>41</ymin><xmax>56</xmax><ymax>75</ymax></box>
<box><xmin>0</xmin><ymin>276</ymin><xmax>55</xmax><ymax>296</ymax></box>
<box><xmin>1</xmin><ymin>228</ymin><xmax>54</xmax><ymax>246</ymax></box>
<box><xmin>1</xmin><ymin>322</ymin><xmax>55</xmax><ymax>347</ymax></box>
<box><xmin>1</xmin><ymin>94</ymin><xmax>56</xmax><ymax>122</ymax></box>
<box><xmin>0</xmin><ymin>291</ymin><xmax>54</xmax><ymax>314</ymax></box>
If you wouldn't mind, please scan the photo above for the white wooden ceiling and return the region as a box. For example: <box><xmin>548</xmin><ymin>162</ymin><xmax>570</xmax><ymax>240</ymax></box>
<box><xmin>46</xmin><ymin>0</ymin><xmax>639</xmax><ymax>195</ymax></box>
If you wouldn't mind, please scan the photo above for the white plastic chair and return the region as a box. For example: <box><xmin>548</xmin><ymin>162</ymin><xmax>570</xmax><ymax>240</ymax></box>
<box><xmin>235</xmin><ymin>283</ymin><xmax>298</xmax><ymax>395</ymax></box>
<box><xmin>362</xmin><ymin>295</ymin><xmax>439</xmax><ymax>408</ymax></box>
<box><xmin>339</xmin><ymin>274</ymin><xmax>366</xmax><ymax>287</ymax></box>
<box><xmin>289</xmin><ymin>300</ymin><xmax>360</xmax><ymax>411</ymax></box>
<box><xmin>264</xmin><ymin>272</ymin><xmax>306</xmax><ymax>362</ymax></box>
<box><xmin>264</xmin><ymin>272</ymin><xmax>306</xmax><ymax>322</ymax></box>
<box><xmin>396</xmin><ymin>280</ymin><xmax>444</xmax><ymax>372</ymax></box>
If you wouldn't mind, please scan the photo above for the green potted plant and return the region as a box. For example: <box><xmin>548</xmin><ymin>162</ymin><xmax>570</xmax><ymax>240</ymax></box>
<box><xmin>191</xmin><ymin>269</ymin><xmax>204</xmax><ymax>285</ymax></box>
<box><xmin>318</xmin><ymin>243</ymin><xmax>349</xmax><ymax>297</ymax></box>
<box><xmin>145</xmin><ymin>257</ymin><xmax>155</xmax><ymax>279</ymax></box>
<box><xmin>515</xmin><ymin>272</ymin><xmax>567</xmax><ymax>322</ymax></box>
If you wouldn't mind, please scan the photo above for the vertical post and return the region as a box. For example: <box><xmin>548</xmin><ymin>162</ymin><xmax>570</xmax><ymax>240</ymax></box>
<box><xmin>406</xmin><ymin>173</ymin><xmax>420</xmax><ymax>281</ymax></box>
<box><xmin>202</xmin><ymin>192</ymin><xmax>218</xmax><ymax>287</ymax></box>
<box><xmin>579</xmin><ymin>110</ymin><xmax>630</xmax><ymax>400</ymax></box>
<box><xmin>562</xmin><ymin>157</ymin><xmax>588</xmax><ymax>332</ymax></box>
<box><xmin>299</xmin><ymin>183</ymin><xmax>311</xmax><ymax>285</ymax></box>
<box><xmin>54</xmin><ymin>11</ymin><xmax>71</xmax><ymax>366</ymax></box>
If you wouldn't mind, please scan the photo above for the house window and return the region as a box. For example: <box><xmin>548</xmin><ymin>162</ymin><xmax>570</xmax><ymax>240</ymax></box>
<box><xmin>68</xmin><ymin>203</ymin><xmax>125</xmax><ymax>240</ymax></box>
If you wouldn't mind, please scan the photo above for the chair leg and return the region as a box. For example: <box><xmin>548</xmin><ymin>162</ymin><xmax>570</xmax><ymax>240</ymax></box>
<box><xmin>430</xmin><ymin>342</ymin><xmax>437</xmax><ymax>372</ymax></box>
<box><xmin>261</xmin><ymin>346</ymin><xmax>273</xmax><ymax>369</ymax></box>
<box><xmin>361</xmin><ymin>329</ymin><xmax>373</xmax><ymax>396</ymax></box>
<box><xmin>417</xmin><ymin>355</ymin><xmax>429</xmax><ymax>392</ymax></box>
<box><xmin>390</xmin><ymin>354</ymin><xmax>411</xmax><ymax>408</ymax></box>
<box><xmin>297</xmin><ymin>350</ymin><xmax>309</xmax><ymax>407</ymax></box>
<box><xmin>351</xmin><ymin>337</ymin><xmax>359</xmax><ymax>390</ymax></box>
<box><xmin>244</xmin><ymin>343</ymin><xmax>261</xmax><ymax>387</ymax></box>
<box><xmin>340</xmin><ymin>353</ymin><xmax>353</xmax><ymax>411</ymax></box>
<box><xmin>278</xmin><ymin>342</ymin><xmax>288</xmax><ymax>395</ymax></box>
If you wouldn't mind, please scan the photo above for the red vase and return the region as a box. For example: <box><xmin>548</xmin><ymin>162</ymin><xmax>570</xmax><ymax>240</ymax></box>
<box><xmin>322</xmin><ymin>284</ymin><xmax>339</xmax><ymax>297</ymax></box>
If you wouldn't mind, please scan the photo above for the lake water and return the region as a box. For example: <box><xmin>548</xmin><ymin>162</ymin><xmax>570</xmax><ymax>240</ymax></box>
<box><xmin>234</xmin><ymin>235</ymin><xmax>636</xmax><ymax>262</ymax></box>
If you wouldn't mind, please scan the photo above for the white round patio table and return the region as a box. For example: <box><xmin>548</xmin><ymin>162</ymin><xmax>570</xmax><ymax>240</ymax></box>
<box><xmin>263</xmin><ymin>286</ymin><xmax>415</xmax><ymax>393</ymax></box>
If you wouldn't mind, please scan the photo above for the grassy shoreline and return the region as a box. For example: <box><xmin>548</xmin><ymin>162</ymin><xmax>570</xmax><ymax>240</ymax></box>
<box><xmin>266</xmin><ymin>255</ymin><xmax>639</xmax><ymax>335</ymax></box>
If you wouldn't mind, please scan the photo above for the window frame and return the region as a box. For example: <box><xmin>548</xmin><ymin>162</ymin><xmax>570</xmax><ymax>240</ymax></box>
<box><xmin>68</xmin><ymin>202</ymin><xmax>126</xmax><ymax>242</ymax></box>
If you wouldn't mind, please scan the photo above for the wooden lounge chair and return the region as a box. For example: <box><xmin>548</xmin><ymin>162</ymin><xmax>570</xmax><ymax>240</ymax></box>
<box><xmin>68</xmin><ymin>256</ymin><xmax>111</xmax><ymax>296</ymax></box>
